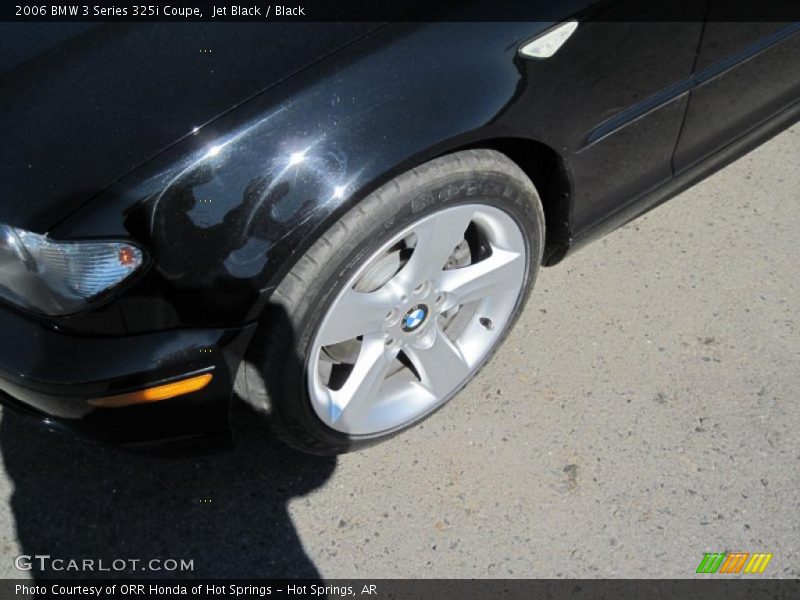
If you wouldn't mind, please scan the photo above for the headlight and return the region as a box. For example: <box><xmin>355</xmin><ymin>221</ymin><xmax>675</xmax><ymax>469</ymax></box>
<box><xmin>0</xmin><ymin>224</ymin><xmax>144</xmax><ymax>315</ymax></box>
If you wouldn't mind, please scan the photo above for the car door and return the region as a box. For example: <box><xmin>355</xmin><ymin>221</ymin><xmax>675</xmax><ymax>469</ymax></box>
<box><xmin>673</xmin><ymin>14</ymin><xmax>800</xmax><ymax>172</ymax></box>
<box><xmin>505</xmin><ymin>3</ymin><xmax>707</xmax><ymax>245</ymax></box>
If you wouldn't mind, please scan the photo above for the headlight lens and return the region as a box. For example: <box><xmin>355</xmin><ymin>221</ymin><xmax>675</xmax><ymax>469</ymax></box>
<box><xmin>0</xmin><ymin>224</ymin><xmax>144</xmax><ymax>315</ymax></box>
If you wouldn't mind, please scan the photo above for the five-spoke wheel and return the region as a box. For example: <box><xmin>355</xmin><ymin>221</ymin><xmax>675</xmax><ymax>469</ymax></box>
<box><xmin>237</xmin><ymin>149</ymin><xmax>544</xmax><ymax>454</ymax></box>
<box><xmin>308</xmin><ymin>204</ymin><xmax>527</xmax><ymax>435</ymax></box>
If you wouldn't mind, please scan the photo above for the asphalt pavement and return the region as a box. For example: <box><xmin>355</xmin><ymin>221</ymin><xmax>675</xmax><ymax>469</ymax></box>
<box><xmin>0</xmin><ymin>124</ymin><xmax>797</xmax><ymax>580</ymax></box>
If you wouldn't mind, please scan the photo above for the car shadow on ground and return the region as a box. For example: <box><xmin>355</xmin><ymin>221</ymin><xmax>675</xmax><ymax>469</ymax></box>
<box><xmin>0</xmin><ymin>301</ymin><xmax>336</xmax><ymax>580</ymax></box>
<box><xmin>0</xmin><ymin>402</ymin><xmax>335</xmax><ymax>580</ymax></box>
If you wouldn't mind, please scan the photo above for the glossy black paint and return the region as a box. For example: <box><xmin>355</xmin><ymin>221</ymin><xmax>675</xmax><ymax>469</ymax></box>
<box><xmin>1</xmin><ymin>2</ymin><xmax>799</xmax><ymax>446</ymax></box>
<box><xmin>0</xmin><ymin>297</ymin><xmax>255</xmax><ymax>445</ymax></box>
<box><xmin>675</xmin><ymin>20</ymin><xmax>800</xmax><ymax>170</ymax></box>
<box><xmin>0</xmin><ymin>22</ymin><xmax>381</xmax><ymax>231</ymax></box>
<box><xmin>52</xmin><ymin>14</ymin><xmax>707</xmax><ymax>335</ymax></box>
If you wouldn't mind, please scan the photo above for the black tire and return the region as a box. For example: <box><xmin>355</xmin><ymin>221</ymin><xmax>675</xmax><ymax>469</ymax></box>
<box><xmin>235</xmin><ymin>149</ymin><xmax>545</xmax><ymax>455</ymax></box>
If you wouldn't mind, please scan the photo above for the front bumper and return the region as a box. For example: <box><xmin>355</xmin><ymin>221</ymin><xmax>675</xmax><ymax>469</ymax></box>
<box><xmin>0</xmin><ymin>302</ymin><xmax>256</xmax><ymax>447</ymax></box>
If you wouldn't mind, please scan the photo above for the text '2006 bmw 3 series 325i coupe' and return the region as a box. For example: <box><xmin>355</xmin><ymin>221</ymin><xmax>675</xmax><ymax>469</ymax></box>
<box><xmin>1</xmin><ymin>6</ymin><xmax>799</xmax><ymax>454</ymax></box>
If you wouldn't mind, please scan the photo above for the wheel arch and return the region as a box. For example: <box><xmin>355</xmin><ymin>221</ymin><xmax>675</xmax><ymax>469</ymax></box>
<box><xmin>441</xmin><ymin>137</ymin><xmax>573</xmax><ymax>266</ymax></box>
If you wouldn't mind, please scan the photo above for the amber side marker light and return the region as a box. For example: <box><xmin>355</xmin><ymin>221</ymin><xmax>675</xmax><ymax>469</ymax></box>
<box><xmin>88</xmin><ymin>373</ymin><xmax>213</xmax><ymax>408</ymax></box>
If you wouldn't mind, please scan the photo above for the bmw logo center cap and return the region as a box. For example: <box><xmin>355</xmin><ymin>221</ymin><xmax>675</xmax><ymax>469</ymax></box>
<box><xmin>401</xmin><ymin>304</ymin><xmax>428</xmax><ymax>332</ymax></box>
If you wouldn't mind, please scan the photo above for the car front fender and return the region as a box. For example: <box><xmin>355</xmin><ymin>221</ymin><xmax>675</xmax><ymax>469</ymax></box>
<box><xmin>52</xmin><ymin>21</ymin><xmax>566</xmax><ymax>334</ymax></box>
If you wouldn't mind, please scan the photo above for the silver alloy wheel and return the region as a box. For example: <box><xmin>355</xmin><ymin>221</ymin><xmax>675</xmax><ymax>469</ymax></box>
<box><xmin>307</xmin><ymin>203</ymin><xmax>527</xmax><ymax>435</ymax></box>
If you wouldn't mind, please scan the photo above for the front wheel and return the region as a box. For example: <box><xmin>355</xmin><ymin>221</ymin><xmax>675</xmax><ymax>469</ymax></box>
<box><xmin>236</xmin><ymin>149</ymin><xmax>545</xmax><ymax>454</ymax></box>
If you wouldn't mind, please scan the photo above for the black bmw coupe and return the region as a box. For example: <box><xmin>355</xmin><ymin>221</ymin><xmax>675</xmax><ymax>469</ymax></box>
<box><xmin>1</xmin><ymin>6</ymin><xmax>798</xmax><ymax>453</ymax></box>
